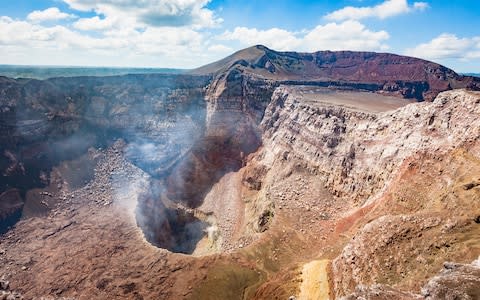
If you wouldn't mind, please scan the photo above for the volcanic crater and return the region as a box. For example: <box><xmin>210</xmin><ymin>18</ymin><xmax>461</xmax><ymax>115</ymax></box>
<box><xmin>1</xmin><ymin>45</ymin><xmax>480</xmax><ymax>299</ymax></box>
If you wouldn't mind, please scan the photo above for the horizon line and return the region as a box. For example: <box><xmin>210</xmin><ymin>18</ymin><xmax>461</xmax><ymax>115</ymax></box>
<box><xmin>0</xmin><ymin>64</ymin><xmax>189</xmax><ymax>70</ymax></box>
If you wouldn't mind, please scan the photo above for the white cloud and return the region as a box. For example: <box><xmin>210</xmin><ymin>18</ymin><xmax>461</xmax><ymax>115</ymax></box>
<box><xmin>207</xmin><ymin>44</ymin><xmax>233</xmax><ymax>53</ymax></box>
<box><xmin>62</xmin><ymin>0</ymin><xmax>221</xmax><ymax>29</ymax></box>
<box><xmin>303</xmin><ymin>21</ymin><xmax>390</xmax><ymax>51</ymax></box>
<box><xmin>220</xmin><ymin>27</ymin><xmax>301</xmax><ymax>51</ymax></box>
<box><xmin>413</xmin><ymin>2</ymin><xmax>429</xmax><ymax>11</ymax></box>
<box><xmin>220</xmin><ymin>21</ymin><xmax>390</xmax><ymax>52</ymax></box>
<box><xmin>134</xmin><ymin>26</ymin><xmax>205</xmax><ymax>56</ymax></box>
<box><xmin>73</xmin><ymin>16</ymin><xmax>116</xmax><ymax>31</ymax></box>
<box><xmin>0</xmin><ymin>17</ymin><xmax>125</xmax><ymax>50</ymax></box>
<box><xmin>325</xmin><ymin>0</ymin><xmax>429</xmax><ymax>21</ymax></box>
<box><xmin>0</xmin><ymin>1</ymin><xmax>227</xmax><ymax>67</ymax></box>
<box><xmin>405</xmin><ymin>33</ymin><xmax>480</xmax><ymax>61</ymax></box>
<box><xmin>27</xmin><ymin>7</ymin><xmax>76</xmax><ymax>23</ymax></box>
<box><xmin>0</xmin><ymin>0</ymin><xmax>447</xmax><ymax>68</ymax></box>
<box><xmin>0</xmin><ymin>15</ymin><xmax>212</xmax><ymax>67</ymax></box>
<box><xmin>0</xmin><ymin>11</ymin><xmax>391</xmax><ymax>67</ymax></box>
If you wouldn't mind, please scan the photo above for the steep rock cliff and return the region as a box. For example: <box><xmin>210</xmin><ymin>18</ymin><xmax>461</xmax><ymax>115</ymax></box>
<box><xmin>0</xmin><ymin>74</ymin><xmax>210</xmax><ymax>226</ymax></box>
<box><xmin>242</xmin><ymin>87</ymin><xmax>480</xmax><ymax>298</ymax></box>
<box><xmin>259</xmin><ymin>88</ymin><xmax>480</xmax><ymax>206</ymax></box>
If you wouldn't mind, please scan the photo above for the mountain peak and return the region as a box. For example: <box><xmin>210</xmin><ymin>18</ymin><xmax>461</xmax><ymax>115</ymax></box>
<box><xmin>191</xmin><ymin>46</ymin><xmax>480</xmax><ymax>100</ymax></box>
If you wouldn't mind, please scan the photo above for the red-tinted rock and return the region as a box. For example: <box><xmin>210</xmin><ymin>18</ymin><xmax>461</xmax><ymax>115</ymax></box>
<box><xmin>192</xmin><ymin>45</ymin><xmax>480</xmax><ymax>101</ymax></box>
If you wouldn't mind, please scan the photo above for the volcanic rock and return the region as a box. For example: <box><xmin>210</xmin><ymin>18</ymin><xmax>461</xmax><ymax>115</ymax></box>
<box><xmin>192</xmin><ymin>45</ymin><xmax>480</xmax><ymax>101</ymax></box>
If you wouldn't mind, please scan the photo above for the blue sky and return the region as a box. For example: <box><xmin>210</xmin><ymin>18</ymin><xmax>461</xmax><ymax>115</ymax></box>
<box><xmin>0</xmin><ymin>0</ymin><xmax>479</xmax><ymax>72</ymax></box>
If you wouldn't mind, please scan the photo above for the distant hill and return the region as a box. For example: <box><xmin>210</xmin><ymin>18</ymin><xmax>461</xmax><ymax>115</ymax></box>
<box><xmin>191</xmin><ymin>45</ymin><xmax>480</xmax><ymax>101</ymax></box>
<box><xmin>0</xmin><ymin>65</ymin><xmax>185</xmax><ymax>80</ymax></box>
<box><xmin>462</xmin><ymin>73</ymin><xmax>480</xmax><ymax>78</ymax></box>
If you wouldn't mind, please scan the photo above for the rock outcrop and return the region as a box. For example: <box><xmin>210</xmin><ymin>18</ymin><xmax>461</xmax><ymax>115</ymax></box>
<box><xmin>0</xmin><ymin>189</ymin><xmax>23</xmax><ymax>233</ymax></box>
<box><xmin>340</xmin><ymin>258</ymin><xmax>480</xmax><ymax>300</ymax></box>
<box><xmin>259</xmin><ymin>88</ymin><xmax>480</xmax><ymax>206</ymax></box>
<box><xmin>422</xmin><ymin>258</ymin><xmax>480</xmax><ymax>299</ymax></box>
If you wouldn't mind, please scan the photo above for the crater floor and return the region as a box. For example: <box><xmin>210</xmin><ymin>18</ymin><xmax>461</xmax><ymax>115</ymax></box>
<box><xmin>1</xmin><ymin>89</ymin><xmax>479</xmax><ymax>300</ymax></box>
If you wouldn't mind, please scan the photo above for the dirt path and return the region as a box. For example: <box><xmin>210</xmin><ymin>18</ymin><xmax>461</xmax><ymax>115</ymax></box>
<box><xmin>298</xmin><ymin>260</ymin><xmax>331</xmax><ymax>300</ymax></box>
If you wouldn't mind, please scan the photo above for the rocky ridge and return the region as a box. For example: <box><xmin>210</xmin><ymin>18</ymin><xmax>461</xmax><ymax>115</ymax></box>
<box><xmin>192</xmin><ymin>45</ymin><xmax>480</xmax><ymax>101</ymax></box>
